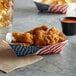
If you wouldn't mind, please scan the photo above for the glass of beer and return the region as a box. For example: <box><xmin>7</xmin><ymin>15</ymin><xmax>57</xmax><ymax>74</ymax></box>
<box><xmin>0</xmin><ymin>0</ymin><xmax>13</xmax><ymax>41</ymax></box>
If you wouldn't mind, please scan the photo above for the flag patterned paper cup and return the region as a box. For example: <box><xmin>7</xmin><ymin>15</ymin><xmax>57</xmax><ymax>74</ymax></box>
<box><xmin>34</xmin><ymin>0</ymin><xmax>69</xmax><ymax>14</ymax></box>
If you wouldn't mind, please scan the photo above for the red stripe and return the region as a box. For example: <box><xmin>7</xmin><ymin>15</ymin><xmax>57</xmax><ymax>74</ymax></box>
<box><xmin>45</xmin><ymin>49</ymin><xmax>53</xmax><ymax>54</ymax></box>
<box><xmin>38</xmin><ymin>40</ymin><xmax>68</xmax><ymax>54</ymax></box>
<box><xmin>53</xmin><ymin>43</ymin><xmax>66</xmax><ymax>53</ymax></box>
<box><xmin>60</xmin><ymin>6</ymin><xmax>68</xmax><ymax>13</ymax></box>
<box><xmin>44</xmin><ymin>43</ymin><xmax>65</xmax><ymax>54</ymax></box>
<box><xmin>40</xmin><ymin>43</ymin><xmax>62</xmax><ymax>54</ymax></box>
<box><xmin>40</xmin><ymin>43</ymin><xmax>63</xmax><ymax>55</ymax></box>
<box><xmin>38</xmin><ymin>44</ymin><xmax>60</xmax><ymax>54</ymax></box>
<box><xmin>49</xmin><ymin>43</ymin><xmax>63</xmax><ymax>53</ymax></box>
<box><xmin>44</xmin><ymin>50</ymin><xmax>53</xmax><ymax>54</ymax></box>
<box><xmin>47</xmin><ymin>43</ymin><xmax>63</xmax><ymax>54</ymax></box>
<box><xmin>60</xmin><ymin>43</ymin><xmax>67</xmax><ymax>50</ymax></box>
<box><xmin>63</xmin><ymin>9</ymin><xmax>67</xmax><ymax>14</ymax></box>
<box><xmin>56</xmin><ymin>5</ymin><xmax>67</xmax><ymax>13</ymax></box>
<box><xmin>37</xmin><ymin>45</ymin><xmax>51</xmax><ymax>54</ymax></box>
<box><xmin>53</xmin><ymin>5</ymin><xmax>62</xmax><ymax>13</ymax></box>
<box><xmin>49</xmin><ymin>5</ymin><xmax>57</xmax><ymax>12</ymax></box>
<box><xmin>53</xmin><ymin>43</ymin><xmax>65</xmax><ymax>53</ymax></box>
<box><xmin>57</xmin><ymin>49</ymin><xmax>62</xmax><ymax>54</ymax></box>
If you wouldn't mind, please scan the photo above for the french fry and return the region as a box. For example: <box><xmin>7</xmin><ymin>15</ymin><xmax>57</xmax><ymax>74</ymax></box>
<box><xmin>40</xmin><ymin>0</ymin><xmax>72</xmax><ymax>5</ymax></box>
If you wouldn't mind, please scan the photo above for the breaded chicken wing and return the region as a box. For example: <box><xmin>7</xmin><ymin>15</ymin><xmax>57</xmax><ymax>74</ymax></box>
<box><xmin>21</xmin><ymin>33</ymin><xmax>34</xmax><ymax>45</ymax></box>
<box><xmin>59</xmin><ymin>32</ymin><xmax>67</xmax><ymax>42</ymax></box>
<box><xmin>45</xmin><ymin>27</ymin><xmax>67</xmax><ymax>45</ymax></box>
<box><xmin>48</xmin><ymin>27</ymin><xmax>60</xmax><ymax>35</ymax></box>
<box><xmin>27</xmin><ymin>25</ymin><xmax>49</xmax><ymax>34</ymax></box>
<box><xmin>12</xmin><ymin>32</ymin><xmax>34</xmax><ymax>45</ymax></box>
<box><xmin>34</xmin><ymin>30</ymin><xmax>46</xmax><ymax>46</ymax></box>
<box><xmin>12</xmin><ymin>32</ymin><xmax>22</xmax><ymax>42</ymax></box>
<box><xmin>12</xmin><ymin>26</ymin><xmax>67</xmax><ymax>46</ymax></box>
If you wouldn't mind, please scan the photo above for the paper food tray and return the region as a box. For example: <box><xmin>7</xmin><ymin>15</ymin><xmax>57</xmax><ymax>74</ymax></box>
<box><xmin>6</xmin><ymin>33</ymin><xmax>68</xmax><ymax>56</ymax></box>
<box><xmin>34</xmin><ymin>0</ymin><xmax>76</xmax><ymax>14</ymax></box>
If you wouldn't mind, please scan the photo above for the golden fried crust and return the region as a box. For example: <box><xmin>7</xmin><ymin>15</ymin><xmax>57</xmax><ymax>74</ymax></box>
<box><xmin>12</xmin><ymin>32</ymin><xmax>34</xmax><ymax>45</ymax></box>
<box><xmin>27</xmin><ymin>25</ymin><xmax>49</xmax><ymax>34</ymax></box>
<box><xmin>12</xmin><ymin>32</ymin><xmax>22</xmax><ymax>42</ymax></box>
<box><xmin>59</xmin><ymin>32</ymin><xmax>67</xmax><ymax>42</ymax></box>
<box><xmin>48</xmin><ymin>27</ymin><xmax>60</xmax><ymax>35</ymax></box>
<box><xmin>12</xmin><ymin>32</ymin><xmax>22</xmax><ymax>38</ymax></box>
<box><xmin>44</xmin><ymin>27</ymin><xmax>67</xmax><ymax>45</ymax></box>
<box><xmin>21</xmin><ymin>33</ymin><xmax>34</xmax><ymax>45</ymax></box>
<box><xmin>47</xmin><ymin>34</ymin><xmax>59</xmax><ymax>44</ymax></box>
<box><xmin>34</xmin><ymin>30</ymin><xmax>46</xmax><ymax>46</ymax></box>
<box><xmin>12</xmin><ymin>26</ymin><xmax>67</xmax><ymax>46</ymax></box>
<box><xmin>44</xmin><ymin>34</ymin><xmax>59</xmax><ymax>45</ymax></box>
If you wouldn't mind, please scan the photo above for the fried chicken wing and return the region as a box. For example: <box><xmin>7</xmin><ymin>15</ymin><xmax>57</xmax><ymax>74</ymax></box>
<box><xmin>12</xmin><ymin>26</ymin><xmax>67</xmax><ymax>46</ymax></box>
<box><xmin>48</xmin><ymin>27</ymin><xmax>60</xmax><ymax>35</ymax></box>
<box><xmin>21</xmin><ymin>33</ymin><xmax>34</xmax><ymax>45</ymax></box>
<box><xmin>44</xmin><ymin>27</ymin><xmax>60</xmax><ymax>45</ymax></box>
<box><xmin>44</xmin><ymin>34</ymin><xmax>59</xmax><ymax>45</ymax></box>
<box><xmin>44</xmin><ymin>27</ymin><xmax>67</xmax><ymax>45</ymax></box>
<box><xmin>27</xmin><ymin>25</ymin><xmax>49</xmax><ymax>46</ymax></box>
<box><xmin>12</xmin><ymin>32</ymin><xmax>22</xmax><ymax>42</ymax></box>
<box><xmin>12</xmin><ymin>32</ymin><xmax>34</xmax><ymax>45</ymax></box>
<box><xmin>46</xmin><ymin>34</ymin><xmax>59</xmax><ymax>45</ymax></box>
<box><xmin>27</xmin><ymin>25</ymin><xmax>49</xmax><ymax>34</ymax></box>
<box><xmin>34</xmin><ymin>30</ymin><xmax>46</xmax><ymax>46</ymax></box>
<box><xmin>59</xmin><ymin>32</ymin><xmax>67</xmax><ymax>42</ymax></box>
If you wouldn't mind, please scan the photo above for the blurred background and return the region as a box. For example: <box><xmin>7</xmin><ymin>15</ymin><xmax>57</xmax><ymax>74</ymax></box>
<box><xmin>13</xmin><ymin>0</ymin><xmax>76</xmax><ymax>32</ymax></box>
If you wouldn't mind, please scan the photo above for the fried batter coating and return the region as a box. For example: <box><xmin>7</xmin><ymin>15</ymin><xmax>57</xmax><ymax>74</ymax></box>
<box><xmin>12</xmin><ymin>32</ymin><xmax>22</xmax><ymax>42</ymax></box>
<box><xmin>45</xmin><ymin>34</ymin><xmax>59</xmax><ymax>45</ymax></box>
<box><xmin>34</xmin><ymin>30</ymin><xmax>46</xmax><ymax>46</ymax></box>
<box><xmin>59</xmin><ymin>32</ymin><xmax>67</xmax><ymax>42</ymax></box>
<box><xmin>48</xmin><ymin>27</ymin><xmax>60</xmax><ymax>35</ymax></box>
<box><xmin>27</xmin><ymin>25</ymin><xmax>49</xmax><ymax>46</ymax></box>
<box><xmin>12</xmin><ymin>26</ymin><xmax>67</xmax><ymax>46</ymax></box>
<box><xmin>12</xmin><ymin>32</ymin><xmax>34</xmax><ymax>45</ymax></box>
<box><xmin>44</xmin><ymin>27</ymin><xmax>67</xmax><ymax>45</ymax></box>
<box><xmin>44</xmin><ymin>27</ymin><xmax>60</xmax><ymax>45</ymax></box>
<box><xmin>27</xmin><ymin>25</ymin><xmax>49</xmax><ymax>34</ymax></box>
<box><xmin>21</xmin><ymin>33</ymin><xmax>34</xmax><ymax>45</ymax></box>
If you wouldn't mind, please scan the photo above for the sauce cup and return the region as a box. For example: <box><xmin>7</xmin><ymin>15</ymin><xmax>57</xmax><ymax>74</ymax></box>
<box><xmin>61</xmin><ymin>17</ymin><xmax>76</xmax><ymax>36</ymax></box>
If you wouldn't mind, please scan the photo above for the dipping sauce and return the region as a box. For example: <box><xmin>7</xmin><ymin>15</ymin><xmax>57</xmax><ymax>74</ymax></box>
<box><xmin>61</xmin><ymin>19</ymin><xmax>76</xmax><ymax>23</ymax></box>
<box><xmin>61</xmin><ymin>17</ymin><xmax>76</xmax><ymax>35</ymax></box>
